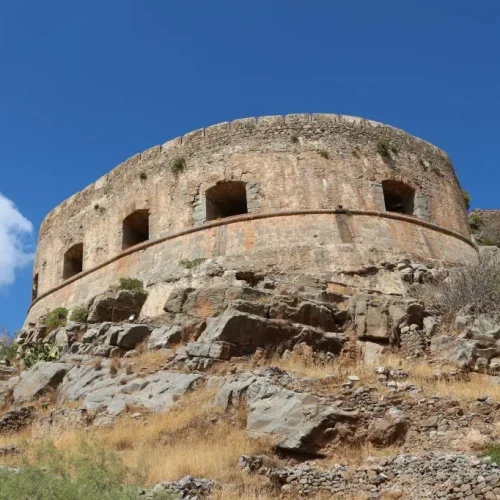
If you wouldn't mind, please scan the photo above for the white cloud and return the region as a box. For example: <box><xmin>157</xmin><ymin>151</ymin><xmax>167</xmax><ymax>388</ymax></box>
<box><xmin>0</xmin><ymin>192</ymin><xmax>34</xmax><ymax>288</ymax></box>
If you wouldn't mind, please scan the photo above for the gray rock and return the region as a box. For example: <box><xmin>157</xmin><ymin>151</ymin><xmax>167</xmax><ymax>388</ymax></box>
<box><xmin>82</xmin><ymin>322</ymin><xmax>111</xmax><ymax>344</ymax></box>
<box><xmin>106</xmin><ymin>324</ymin><xmax>152</xmax><ymax>350</ymax></box>
<box><xmin>148</xmin><ymin>325</ymin><xmax>182</xmax><ymax>349</ymax></box>
<box><xmin>87</xmin><ymin>291</ymin><xmax>115</xmax><ymax>323</ymax></box>
<box><xmin>111</xmin><ymin>289</ymin><xmax>147</xmax><ymax>322</ymax></box>
<box><xmin>88</xmin><ymin>290</ymin><xmax>147</xmax><ymax>324</ymax></box>
<box><xmin>430</xmin><ymin>336</ymin><xmax>476</xmax><ymax>368</ymax></box>
<box><xmin>357</xmin><ymin>341</ymin><xmax>385</xmax><ymax>365</ymax></box>
<box><xmin>13</xmin><ymin>362</ymin><xmax>71</xmax><ymax>402</ymax></box>
<box><xmin>213</xmin><ymin>374</ymin><xmax>357</xmax><ymax>454</ymax></box>
<box><xmin>59</xmin><ymin>366</ymin><xmax>200</xmax><ymax>415</ymax></box>
<box><xmin>199</xmin><ymin>310</ymin><xmax>295</xmax><ymax>353</ymax></box>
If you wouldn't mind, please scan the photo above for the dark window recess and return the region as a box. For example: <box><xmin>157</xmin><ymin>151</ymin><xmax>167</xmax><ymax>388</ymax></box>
<box><xmin>63</xmin><ymin>243</ymin><xmax>84</xmax><ymax>280</ymax></box>
<box><xmin>382</xmin><ymin>180</ymin><xmax>415</xmax><ymax>216</ymax></box>
<box><xmin>122</xmin><ymin>209</ymin><xmax>150</xmax><ymax>249</ymax></box>
<box><xmin>32</xmin><ymin>274</ymin><xmax>39</xmax><ymax>301</ymax></box>
<box><xmin>205</xmin><ymin>181</ymin><xmax>248</xmax><ymax>221</ymax></box>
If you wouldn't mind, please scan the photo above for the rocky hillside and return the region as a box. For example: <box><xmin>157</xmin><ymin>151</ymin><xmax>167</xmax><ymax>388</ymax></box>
<box><xmin>3</xmin><ymin>258</ymin><xmax>500</xmax><ymax>498</ymax></box>
<box><xmin>470</xmin><ymin>210</ymin><xmax>500</xmax><ymax>247</ymax></box>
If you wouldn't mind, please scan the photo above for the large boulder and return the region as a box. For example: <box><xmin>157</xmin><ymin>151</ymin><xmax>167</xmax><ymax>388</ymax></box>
<box><xmin>199</xmin><ymin>310</ymin><xmax>296</xmax><ymax>354</ymax></box>
<box><xmin>148</xmin><ymin>325</ymin><xmax>183</xmax><ymax>350</ymax></box>
<box><xmin>105</xmin><ymin>324</ymin><xmax>152</xmax><ymax>350</ymax></box>
<box><xmin>87</xmin><ymin>291</ymin><xmax>115</xmax><ymax>323</ymax></box>
<box><xmin>112</xmin><ymin>289</ymin><xmax>148</xmax><ymax>322</ymax></box>
<box><xmin>368</xmin><ymin>409</ymin><xmax>409</xmax><ymax>446</ymax></box>
<box><xmin>212</xmin><ymin>374</ymin><xmax>358</xmax><ymax>455</ymax></box>
<box><xmin>430</xmin><ymin>336</ymin><xmax>477</xmax><ymax>368</ymax></box>
<box><xmin>88</xmin><ymin>289</ymin><xmax>147</xmax><ymax>323</ymax></box>
<box><xmin>13</xmin><ymin>362</ymin><xmax>71</xmax><ymax>403</ymax></box>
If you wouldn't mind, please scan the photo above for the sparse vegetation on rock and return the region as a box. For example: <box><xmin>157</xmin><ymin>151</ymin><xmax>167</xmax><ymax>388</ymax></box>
<box><xmin>119</xmin><ymin>277</ymin><xmax>144</xmax><ymax>292</ymax></box>
<box><xmin>44</xmin><ymin>308</ymin><xmax>68</xmax><ymax>333</ymax></box>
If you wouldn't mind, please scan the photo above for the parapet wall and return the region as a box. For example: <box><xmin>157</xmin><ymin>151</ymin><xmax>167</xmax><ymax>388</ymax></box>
<box><xmin>29</xmin><ymin>114</ymin><xmax>474</xmax><ymax>324</ymax></box>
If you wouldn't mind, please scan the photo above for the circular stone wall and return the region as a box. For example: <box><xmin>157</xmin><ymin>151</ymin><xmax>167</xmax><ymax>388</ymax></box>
<box><xmin>27</xmin><ymin>114</ymin><xmax>476</xmax><ymax>325</ymax></box>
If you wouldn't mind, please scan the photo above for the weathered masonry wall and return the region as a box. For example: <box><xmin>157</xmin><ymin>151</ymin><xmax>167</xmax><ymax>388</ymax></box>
<box><xmin>29</xmin><ymin>113</ymin><xmax>474</xmax><ymax>324</ymax></box>
<box><xmin>26</xmin><ymin>211</ymin><xmax>477</xmax><ymax>325</ymax></box>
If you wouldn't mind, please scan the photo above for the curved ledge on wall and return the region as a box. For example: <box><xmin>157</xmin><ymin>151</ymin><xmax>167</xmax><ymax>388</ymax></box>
<box><xmin>28</xmin><ymin>209</ymin><xmax>477</xmax><ymax>314</ymax></box>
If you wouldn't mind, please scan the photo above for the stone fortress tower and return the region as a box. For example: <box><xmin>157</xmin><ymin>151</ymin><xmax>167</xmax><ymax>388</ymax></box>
<box><xmin>26</xmin><ymin>114</ymin><xmax>477</xmax><ymax>326</ymax></box>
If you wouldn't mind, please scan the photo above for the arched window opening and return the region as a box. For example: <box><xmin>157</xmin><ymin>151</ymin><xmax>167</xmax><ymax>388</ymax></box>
<box><xmin>205</xmin><ymin>181</ymin><xmax>248</xmax><ymax>221</ymax></box>
<box><xmin>382</xmin><ymin>180</ymin><xmax>415</xmax><ymax>216</ymax></box>
<box><xmin>32</xmin><ymin>274</ymin><xmax>39</xmax><ymax>301</ymax></box>
<box><xmin>122</xmin><ymin>209</ymin><xmax>149</xmax><ymax>249</ymax></box>
<box><xmin>63</xmin><ymin>243</ymin><xmax>83</xmax><ymax>280</ymax></box>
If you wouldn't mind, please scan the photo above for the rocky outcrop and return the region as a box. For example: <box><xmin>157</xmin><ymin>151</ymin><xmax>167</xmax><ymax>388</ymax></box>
<box><xmin>13</xmin><ymin>362</ymin><xmax>70</xmax><ymax>403</ymax></box>
<box><xmin>212</xmin><ymin>373</ymin><xmax>358</xmax><ymax>455</ymax></box>
<box><xmin>88</xmin><ymin>289</ymin><xmax>147</xmax><ymax>323</ymax></box>
<box><xmin>58</xmin><ymin>366</ymin><xmax>201</xmax><ymax>416</ymax></box>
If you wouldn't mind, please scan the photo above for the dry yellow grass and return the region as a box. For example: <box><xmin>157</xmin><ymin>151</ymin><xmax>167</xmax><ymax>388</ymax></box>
<box><xmin>0</xmin><ymin>388</ymin><xmax>275</xmax><ymax>488</ymax></box>
<box><xmin>124</xmin><ymin>348</ymin><xmax>177</xmax><ymax>376</ymax></box>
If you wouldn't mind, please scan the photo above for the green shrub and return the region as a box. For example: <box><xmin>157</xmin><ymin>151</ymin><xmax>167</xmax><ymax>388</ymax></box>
<box><xmin>139</xmin><ymin>171</ymin><xmax>148</xmax><ymax>181</ymax></box>
<box><xmin>317</xmin><ymin>149</ymin><xmax>329</xmax><ymax>159</ymax></box>
<box><xmin>463</xmin><ymin>190</ymin><xmax>471</xmax><ymax>210</ymax></box>
<box><xmin>118</xmin><ymin>277</ymin><xmax>144</xmax><ymax>292</ymax></box>
<box><xmin>171</xmin><ymin>157</ymin><xmax>186</xmax><ymax>174</ymax></box>
<box><xmin>376</xmin><ymin>140</ymin><xmax>390</xmax><ymax>158</ymax></box>
<box><xmin>180</xmin><ymin>258</ymin><xmax>206</xmax><ymax>269</ymax></box>
<box><xmin>469</xmin><ymin>213</ymin><xmax>483</xmax><ymax>230</ymax></box>
<box><xmin>0</xmin><ymin>332</ymin><xmax>17</xmax><ymax>362</ymax></box>
<box><xmin>482</xmin><ymin>444</ymin><xmax>500</xmax><ymax>464</ymax></box>
<box><xmin>69</xmin><ymin>307</ymin><xmax>88</xmax><ymax>323</ymax></box>
<box><xmin>22</xmin><ymin>342</ymin><xmax>61</xmax><ymax>369</ymax></box>
<box><xmin>44</xmin><ymin>308</ymin><xmax>68</xmax><ymax>333</ymax></box>
<box><xmin>291</xmin><ymin>135</ymin><xmax>299</xmax><ymax>144</ymax></box>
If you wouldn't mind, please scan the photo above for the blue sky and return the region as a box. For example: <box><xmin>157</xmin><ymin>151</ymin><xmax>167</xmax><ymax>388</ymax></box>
<box><xmin>1</xmin><ymin>1</ymin><xmax>499</xmax><ymax>332</ymax></box>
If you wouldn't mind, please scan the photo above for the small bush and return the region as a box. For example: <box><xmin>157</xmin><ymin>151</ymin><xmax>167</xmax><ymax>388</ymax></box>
<box><xmin>118</xmin><ymin>277</ymin><xmax>144</xmax><ymax>292</ymax></box>
<box><xmin>44</xmin><ymin>307</ymin><xmax>68</xmax><ymax>333</ymax></box>
<box><xmin>0</xmin><ymin>331</ymin><xmax>17</xmax><ymax>362</ymax></box>
<box><xmin>469</xmin><ymin>213</ymin><xmax>483</xmax><ymax>230</ymax></box>
<box><xmin>139</xmin><ymin>171</ymin><xmax>148</xmax><ymax>181</ymax></box>
<box><xmin>109</xmin><ymin>357</ymin><xmax>120</xmax><ymax>376</ymax></box>
<box><xmin>22</xmin><ymin>342</ymin><xmax>61</xmax><ymax>369</ymax></box>
<box><xmin>376</xmin><ymin>140</ymin><xmax>390</xmax><ymax>158</ymax></box>
<box><xmin>291</xmin><ymin>135</ymin><xmax>299</xmax><ymax>144</ymax></box>
<box><xmin>463</xmin><ymin>190</ymin><xmax>471</xmax><ymax>210</ymax></box>
<box><xmin>414</xmin><ymin>254</ymin><xmax>500</xmax><ymax>318</ymax></box>
<box><xmin>69</xmin><ymin>307</ymin><xmax>88</xmax><ymax>323</ymax></box>
<box><xmin>318</xmin><ymin>149</ymin><xmax>329</xmax><ymax>159</ymax></box>
<box><xmin>390</xmin><ymin>146</ymin><xmax>398</xmax><ymax>155</ymax></box>
<box><xmin>180</xmin><ymin>258</ymin><xmax>206</xmax><ymax>269</ymax></box>
<box><xmin>171</xmin><ymin>157</ymin><xmax>186</xmax><ymax>174</ymax></box>
<box><xmin>482</xmin><ymin>444</ymin><xmax>500</xmax><ymax>464</ymax></box>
